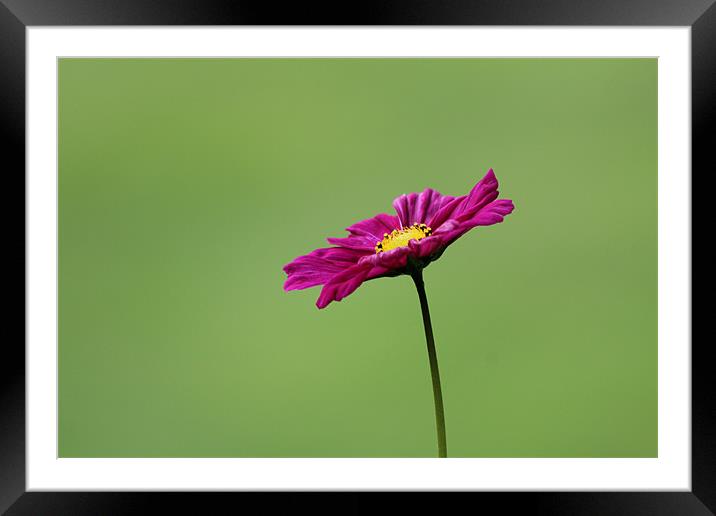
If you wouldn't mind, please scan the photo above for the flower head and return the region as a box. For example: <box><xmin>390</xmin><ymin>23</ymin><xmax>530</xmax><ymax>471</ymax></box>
<box><xmin>283</xmin><ymin>169</ymin><xmax>514</xmax><ymax>308</ymax></box>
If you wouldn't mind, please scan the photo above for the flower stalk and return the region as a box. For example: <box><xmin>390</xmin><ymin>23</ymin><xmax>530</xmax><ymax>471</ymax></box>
<box><xmin>411</xmin><ymin>270</ymin><xmax>447</xmax><ymax>458</ymax></box>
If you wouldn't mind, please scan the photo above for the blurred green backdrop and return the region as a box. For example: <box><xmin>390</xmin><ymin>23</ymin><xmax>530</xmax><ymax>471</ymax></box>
<box><xmin>58</xmin><ymin>58</ymin><xmax>657</xmax><ymax>457</ymax></box>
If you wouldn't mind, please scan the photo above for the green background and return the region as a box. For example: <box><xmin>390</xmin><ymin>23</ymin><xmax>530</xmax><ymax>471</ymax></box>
<box><xmin>58</xmin><ymin>58</ymin><xmax>657</xmax><ymax>457</ymax></box>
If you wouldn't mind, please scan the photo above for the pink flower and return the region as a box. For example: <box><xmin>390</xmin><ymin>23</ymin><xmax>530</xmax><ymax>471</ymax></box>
<box><xmin>283</xmin><ymin>169</ymin><xmax>514</xmax><ymax>309</ymax></box>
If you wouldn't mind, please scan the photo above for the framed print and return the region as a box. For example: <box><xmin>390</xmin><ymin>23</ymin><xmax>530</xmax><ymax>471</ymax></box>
<box><xmin>2</xmin><ymin>1</ymin><xmax>710</xmax><ymax>514</ymax></box>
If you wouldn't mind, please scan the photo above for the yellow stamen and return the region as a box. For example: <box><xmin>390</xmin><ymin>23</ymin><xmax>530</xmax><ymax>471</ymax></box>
<box><xmin>375</xmin><ymin>223</ymin><xmax>432</xmax><ymax>253</ymax></box>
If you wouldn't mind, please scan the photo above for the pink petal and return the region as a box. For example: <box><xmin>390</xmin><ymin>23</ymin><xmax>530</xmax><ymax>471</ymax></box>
<box><xmin>360</xmin><ymin>246</ymin><xmax>412</xmax><ymax>270</ymax></box>
<box><xmin>316</xmin><ymin>262</ymin><xmax>390</xmax><ymax>309</ymax></box>
<box><xmin>326</xmin><ymin>235</ymin><xmax>376</xmax><ymax>251</ymax></box>
<box><xmin>283</xmin><ymin>247</ymin><xmax>365</xmax><ymax>291</ymax></box>
<box><xmin>393</xmin><ymin>188</ymin><xmax>455</xmax><ymax>227</ymax></box>
<box><xmin>429</xmin><ymin>169</ymin><xmax>499</xmax><ymax>229</ymax></box>
<box><xmin>346</xmin><ymin>213</ymin><xmax>400</xmax><ymax>239</ymax></box>
<box><xmin>455</xmin><ymin>169</ymin><xmax>499</xmax><ymax>218</ymax></box>
<box><xmin>464</xmin><ymin>199</ymin><xmax>515</xmax><ymax>227</ymax></box>
<box><xmin>409</xmin><ymin>232</ymin><xmax>452</xmax><ymax>258</ymax></box>
<box><xmin>425</xmin><ymin>199</ymin><xmax>515</xmax><ymax>250</ymax></box>
<box><xmin>328</xmin><ymin>213</ymin><xmax>401</xmax><ymax>251</ymax></box>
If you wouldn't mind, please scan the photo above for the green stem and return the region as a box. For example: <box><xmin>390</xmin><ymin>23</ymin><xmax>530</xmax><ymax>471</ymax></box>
<box><xmin>411</xmin><ymin>270</ymin><xmax>447</xmax><ymax>458</ymax></box>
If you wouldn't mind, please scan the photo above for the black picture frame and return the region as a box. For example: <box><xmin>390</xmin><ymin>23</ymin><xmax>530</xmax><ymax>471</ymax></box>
<box><xmin>2</xmin><ymin>1</ymin><xmax>710</xmax><ymax>514</ymax></box>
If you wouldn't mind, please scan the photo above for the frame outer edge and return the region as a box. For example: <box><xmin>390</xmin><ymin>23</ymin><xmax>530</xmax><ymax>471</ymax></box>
<box><xmin>0</xmin><ymin>0</ymin><xmax>27</xmax><ymax>514</ymax></box>
<box><xmin>0</xmin><ymin>0</ymin><xmax>715</xmax><ymax>25</ymax></box>
<box><xmin>692</xmin><ymin>1</ymin><xmax>716</xmax><ymax>513</ymax></box>
<box><xmin>5</xmin><ymin>0</ymin><xmax>714</xmax><ymax>513</ymax></box>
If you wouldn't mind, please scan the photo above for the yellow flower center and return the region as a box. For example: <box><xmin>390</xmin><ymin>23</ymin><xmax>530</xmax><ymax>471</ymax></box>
<box><xmin>375</xmin><ymin>223</ymin><xmax>433</xmax><ymax>253</ymax></box>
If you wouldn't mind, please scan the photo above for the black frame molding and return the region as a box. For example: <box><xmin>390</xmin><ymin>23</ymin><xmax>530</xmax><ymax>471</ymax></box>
<box><xmin>2</xmin><ymin>1</ymin><xmax>710</xmax><ymax>514</ymax></box>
